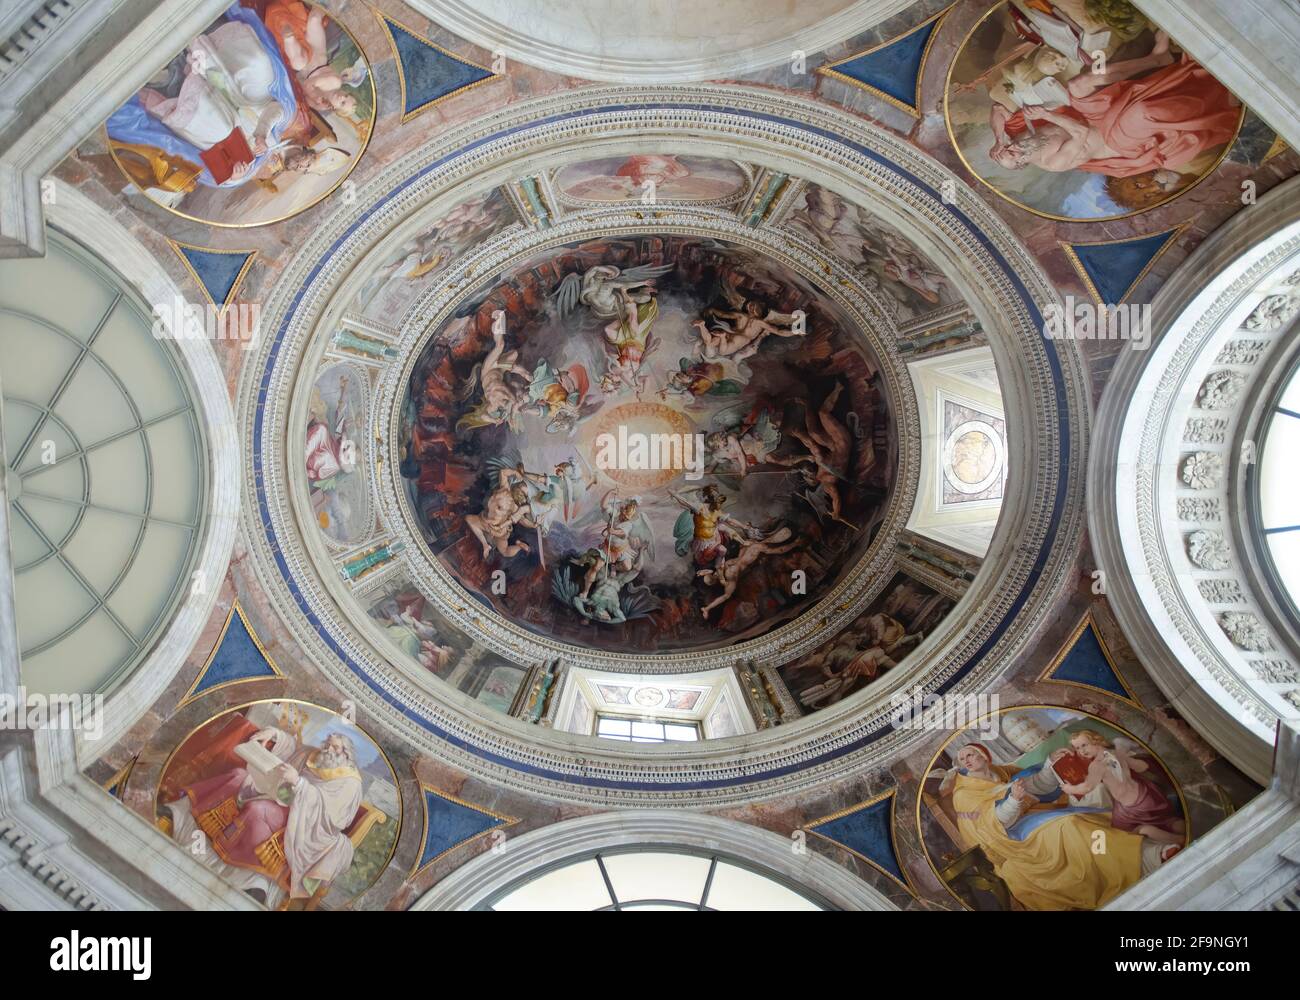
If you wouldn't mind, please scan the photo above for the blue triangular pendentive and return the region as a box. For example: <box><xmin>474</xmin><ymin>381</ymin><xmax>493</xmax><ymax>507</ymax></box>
<box><xmin>170</xmin><ymin>242</ymin><xmax>255</xmax><ymax>312</ymax></box>
<box><xmin>104</xmin><ymin>757</ymin><xmax>137</xmax><ymax>800</ymax></box>
<box><xmin>819</xmin><ymin>9</ymin><xmax>948</xmax><ymax>114</ymax></box>
<box><xmin>417</xmin><ymin>788</ymin><xmax>515</xmax><ymax>874</ymax></box>
<box><xmin>807</xmin><ymin>792</ymin><xmax>908</xmax><ymax>888</ymax></box>
<box><xmin>183</xmin><ymin>604</ymin><xmax>281</xmax><ymax>704</ymax></box>
<box><xmin>1042</xmin><ymin>617</ymin><xmax>1138</xmax><ymax>705</ymax></box>
<box><xmin>1063</xmin><ymin>228</ymin><xmax>1181</xmax><ymax>306</ymax></box>
<box><xmin>378</xmin><ymin>14</ymin><xmax>496</xmax><ymax>121</ymax></box>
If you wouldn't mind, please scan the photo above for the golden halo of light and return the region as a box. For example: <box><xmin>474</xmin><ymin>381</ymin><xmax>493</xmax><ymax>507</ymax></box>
<box><xmin>585</xmin><ymin>401</ymin><xmax>697</xmax><ymax>491</ymax></box>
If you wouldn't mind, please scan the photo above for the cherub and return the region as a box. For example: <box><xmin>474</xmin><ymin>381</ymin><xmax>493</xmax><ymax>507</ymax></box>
<box><xmin>265</xmin><ymin>2</ymin><xmax>358</xmax><ymax>116</ymax></box>
<box><xmin>693</xmin><ymin>298</ymin><xmax>804</xmax><ymax>361</ymax></box>
<box><xmin>1052</xmin><ymin>730</ymin><xmax>1186</xmax><ymax>846</ymax></box>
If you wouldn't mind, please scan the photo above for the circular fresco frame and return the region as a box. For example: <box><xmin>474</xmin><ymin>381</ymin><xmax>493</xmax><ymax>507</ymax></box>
<box><xmin>914</xmin><ymin>704</ymin><xmax>1191</xmax><ymax>912</ymax></box>
<box><xmin>153</xmin><ymin>697</ymin><xmax>402</xmax><ymax>910</ymax></box>
<box><xmin>941</xmin><ymin>0</ymin><xmax>1244</xmax><ymax>224</ymax></box>
<box><xmin>103</xmin><ymin>1</ymin><xmax>378</xmax><ymax>230</ymax></box>
<box><xmin>366</xmin><ymin>210</ymin><xmax>913</xmax><ymax>671</ymax></box>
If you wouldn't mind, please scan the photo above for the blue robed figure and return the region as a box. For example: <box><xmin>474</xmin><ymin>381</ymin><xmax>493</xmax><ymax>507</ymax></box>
<box><xmin>106</xmin><ymin>4</ymin><xmax>298</xmax><ymax>188</ymax></box>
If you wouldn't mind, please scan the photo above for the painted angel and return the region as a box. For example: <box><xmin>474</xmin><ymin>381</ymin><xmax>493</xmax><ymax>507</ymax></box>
<box><xmin>704</xmin><ymin>404</ymin><xmax>782</xmax><ymax>478</ymax></box>
<box><xmin>693</xmin><ymin>281</ymin><xmax>805</xmax><ymax>361</ymax></box>
<box><xmin>552</xmin><ymin>262</ymin><xmax>674</xmax><ymax>320</ymax></box>
<box><xmin>600</xmin><ymin>285</ymin><xmax>660</xmax><ymax>395</ymax></box>
<box><xmin>523</xmin><ymin>359</ymin><xmax>602</xmax><ymax>434</ymax></box>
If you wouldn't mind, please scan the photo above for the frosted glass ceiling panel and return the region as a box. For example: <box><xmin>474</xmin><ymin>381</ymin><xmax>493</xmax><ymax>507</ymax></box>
<box><xmin>492</xmin><ymin>860</ymin><xmax>613</xmax><ymax>911</ymax></box>
<box><xmin>0</xmin><ymin>247</ymin><xmax>116</xmax><ymax>342</ymax></box>
<box><xmin>1</xmin><ymin>234</ymin><xmax>206</xmax><ymax>696</ymax></box>
<box><xmin>705</xmin><ymin>861</ymin><xmax>821</xmax><ymax>911</ymax></box>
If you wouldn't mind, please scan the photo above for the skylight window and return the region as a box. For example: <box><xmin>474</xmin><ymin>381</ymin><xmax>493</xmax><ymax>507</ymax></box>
<box><xmin>1257</xmin><ymin>359</ymin><xmax>1300</xmax><ymax>623</ymax></box>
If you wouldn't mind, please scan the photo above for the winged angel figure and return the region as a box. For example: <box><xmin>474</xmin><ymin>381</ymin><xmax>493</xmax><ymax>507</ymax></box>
<box><xmin>553</xmin><ymin>262</ymin><xmax>675</xmax><ymax>320</ymax></box>
<box><xmin>552</xmin><ymin>489</ymin><xmax>659</xmax><ymax>624</ymax></box>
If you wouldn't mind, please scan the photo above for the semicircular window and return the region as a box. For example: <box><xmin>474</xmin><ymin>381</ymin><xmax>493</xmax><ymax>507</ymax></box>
<box><xmin>489</xmin><ymin>850</ymin><xmax>825</xmax><ymax>911</ymax></box>
<box><xmin>0</xmin><ymin>234</ymin><xmax>206</xmax><ymax>695</ymax></box>
<box><xmin>1258</xmin><ymin>358</ymin><xmax>1300</xmax><ymax>623</ymax></box>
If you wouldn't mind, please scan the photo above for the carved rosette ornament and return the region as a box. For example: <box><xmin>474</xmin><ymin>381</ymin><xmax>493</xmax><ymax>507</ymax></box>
<box><xmin>1089</xmin><ymin>177</ymin><xmax>1300</xmax><ymax>783</ymax></box>
<box><xmin>1220</xmin><ymin>612</ymin><xmax>1275</xmax><ymax>652</ymax></box>
<box><xmin>1243</xmin><ymin>292</ymin><xmax>1300</xmax><ymax>332</ymax></box>
<box><xmin>1181</xmin><ymin>451</ymin><xmax>1224</xmax><ymax>489</ymax></box>
<box><xmin>1187</xmin><ymin>530</ymin><xmax>1231</xmax><ymax>571</ymax></box>
<box><xmin>1196</xmin><ymin>370</ymin><xmax>1246</xmax><ymax>409</ymax></box>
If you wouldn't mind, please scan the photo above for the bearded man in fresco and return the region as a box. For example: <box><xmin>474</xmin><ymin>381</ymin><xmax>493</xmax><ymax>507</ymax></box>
<box><xmin>163</xmin><ymin>728</ymin><xmax>363</xmax><ymax>909</ymax></box>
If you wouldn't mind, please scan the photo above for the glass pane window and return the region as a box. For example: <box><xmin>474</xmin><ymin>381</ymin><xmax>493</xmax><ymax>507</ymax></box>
<box><xmin>595</xmin><ymin>714</ymin><xmax>700</xmax><ymax>744</ymax></box>
<box><xmin>491</xmin><ymin>851</ymin><xmax>824</xmax><ymax>911</ymax></box>
<box><xmin>1258</xmin><ymin>363</ymin><xmax>1300</xmax><ymax>626</ymax></box>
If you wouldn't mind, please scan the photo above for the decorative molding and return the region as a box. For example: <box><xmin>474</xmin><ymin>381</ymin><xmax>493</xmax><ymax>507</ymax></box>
<box><xmin>1089</xmin><ymin>176</ymin><xmax>1300</xmax><ymax>785</ymax></box>
<box><xmin>0</xmin><ymin>0</ymin><xmax>233</xmax><ymax>256</ymax></box>
<box><xmin>233</xmin><ymin>86</ymin><xmax>1085</xmax><ymax>806</ymax></box>
<box><xmin>411</xmin><ymin>810</ymin><xmax>897</xmax><ymax>910</ymax></box>
<box><xmin>1130</xmin><ymin>0</ymin><xmax>1300</xmax><ymax>151</ymax></box>
<box><xmin>405</xmin><ymin>0</ymin><xmax>918</xmax><ymax>85</ymax></box>
<box><xmin>46</xmin><ymin>184</ymin><xmax>241</xmax><ymax>765</ymax></box>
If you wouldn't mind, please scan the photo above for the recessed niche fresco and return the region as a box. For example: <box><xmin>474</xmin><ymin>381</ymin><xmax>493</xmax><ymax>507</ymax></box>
<box><xmin>105</xmin><ymin>2</ymin><xmax>376</xmax><ymax>228</ymax></box>
<box><xmin>944</xmin><ymin>0</ymin><xmax>1243</xmax><ymax>221</ymax></box>
<box><xmin>785</xmin><ymin>183</ymin><xmax>957</xmax><ymax>320</ymax></box>
<box><xmin>351</xmin><ymin>189</ymin><xmax>518</xmax><ymax>322</ymax></box>
<box><xmin>552</xmin><ymin>155</ymin><xmax>751</xmax><ymax>206</ymax></box>
<box><xmin>155</xmin><ymin>700</ymin><xmax>400</xmax><ymax>911</ymax></box>
<box><xmin>400</xmin><ymin>234</ymin><xmax>896</xmax><ymax>654</ymax></box>
<box><xmin>777</xmin><ymin>570</ymin><xmax>953</xmax><ymax>711</ymax></box>
<box><xmin>918</xmin><ymin>706</ymin><xmax>1189</xmax><ymax>911</ymax></box>
<box><xmin>363</xmin><ymin>575</ymin><xmax>530</xmax><ymax>711</ymax></box>
<box><xmin>305</xmin><ymin>362</ymin><xmax>370</xmax><ymax>544</ymax></box>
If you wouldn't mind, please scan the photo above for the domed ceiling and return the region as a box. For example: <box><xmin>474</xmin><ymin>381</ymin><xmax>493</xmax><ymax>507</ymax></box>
<box><xmin>398</xmin><ymin>227</ymin><xmax>895</xmax><ymax>653</ymax></box>
<box><xmin>5</xmin><ymin>0</ymin><xmax>1297</xmax><ymax>914</ymax></box>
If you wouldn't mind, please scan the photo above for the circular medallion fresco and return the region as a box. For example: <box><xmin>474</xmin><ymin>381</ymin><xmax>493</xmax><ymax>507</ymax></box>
<box><xmin>917</xmin><ymin>706</ymin><xmax>1189</xmax><ymax>911</ymax></box>
<box><xmin>105</xmin><ymin>1</ymin><xmax>375</xmax><ymax>228</ymax></box>
<box><xmin>399</xmin><ymin>233</ymin><xmax>896</xmax><ymax>655</ymax></box>
<box><xmin>944</xmin><ymin>0</ymin><xmax>1242</xmax><ymax>221</ymax></box>
<box><xmin>155</xmin><ymin>700</ymin><xmax>400</xmax><ymax>910</ymax></box>
<box><xmin>943</xmin><ymin>419</ymin><xmax>1004</xmax><ymax>495</ymax></box>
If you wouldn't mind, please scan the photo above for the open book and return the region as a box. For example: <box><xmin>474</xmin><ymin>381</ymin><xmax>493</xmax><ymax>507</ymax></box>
<box><xmin>1007</xmin><ymin>75</ymin><xmax>1070</xmax><ymax>111</ymax></box>
<box><xmin>235</xmin><ymin>740</ymin><xmax>291</xmax><ymax>797</ymax></box>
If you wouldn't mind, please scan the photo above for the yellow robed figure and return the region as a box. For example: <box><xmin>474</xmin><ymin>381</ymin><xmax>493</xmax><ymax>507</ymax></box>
<box><xmin>952</xmin><ymin>761</ymin><xmax>1144</xmax><ymax>910</ymax></box>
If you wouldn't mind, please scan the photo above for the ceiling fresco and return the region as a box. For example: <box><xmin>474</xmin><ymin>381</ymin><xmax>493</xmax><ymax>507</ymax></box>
<box><xmin>551</xmin><ymin>155</ymin><xmax>753</xmax><ymax>207</ymax></box>
<box><xmin>398</xmin><ymin>232</ymin><xmax>895</xmax><ymax>653</ymax></box>
<box><xmin>6</xmin><ymin>0</ymin><xmax>1296</xmax><ymax>915</ymax></box>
